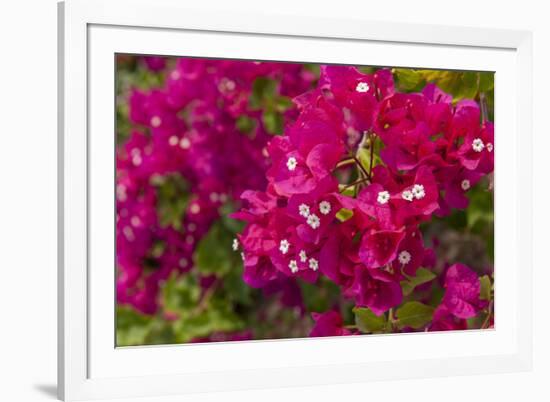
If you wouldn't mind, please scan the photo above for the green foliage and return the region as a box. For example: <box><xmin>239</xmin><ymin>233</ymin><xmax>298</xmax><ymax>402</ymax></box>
<box><xmin>400</xmin><ymin>268</ymin><xmax>436</xmax><ymax>296</ymax></box>
<box><xmin>195</xmin><ymin>221</ymin><xmax>238</xmax><ymax>276</ymax></box>
<box><xmin>336</xmin><ymin>208</ymin><xmax>354</xmax><ymax>222</ymax></box>
<box><xmin>153</xmin><ymin>174</ymin><xmax>190</xmax><ymax>230</ymax></box>
<box><xmin>395</xmin><ymin>301</ymin><xmax>435</xmax><ymax>329</ymax></box>
<box><xmin>300</xmin><ymin>278</ymin><xmax>342</xmax><ymax>313</ymax></box>
<box><xmin>394</xmin><ymin>68</ymin><xmax>494</xmax><ymax>105</ymax></box>
<box><xmin>353</xmin><ymin>307</ymin><xmax>388</xmax><ymax>333</ymax></box>
<box><xmin>249</xmin><ymin>77</ymin><xmax>293</xmax><ymax>135</ymax></box>
<box><xmin>479</xmin><ymin>275</ymin><xmax>492</xmax><ymax>301</ymax></box>
<box><xmin>236</xmin><ymin>115</ymin><xmax>257</xmax><ymax>135</ymax></box>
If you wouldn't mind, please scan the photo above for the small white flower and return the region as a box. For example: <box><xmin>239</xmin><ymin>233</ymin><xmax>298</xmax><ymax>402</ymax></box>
<box><xmin>486</xmin><ymin>142</ymin><xmax>493</xmax><ymax>152</ymax></box>
<box><xmin>289</xmin><ymin>259</ymin><xmax>298</xmax><ymax>273</ymax></box>
<box><xmin>150</xmin><ymin>116</ymin><xmax>162</xmax><ymax>128</ymax></box>
<box><xmin>116</xmin><ymin>184</ymin><xmax>127</xmax><ymax>202</ymax></box>
<box><xmin>299</xmin><ymin>203</ymin><xmax>310</xmax><ymax>218</ymax></box>
<box><xmin>279</xmin><ymin>239</ymin><xmax>290</xmax><ymax>255</ymax></box>
<box><xmin>190</xmin><ymin>203</ymin><xmax>200</xmax><ymax>214</ymax></box>
<box><xmin>131</xmin><ymin>154</ymin><xmax>142</xmax><ymax>166</ymax></box>
<box><xmin>319</xmin><ymin>201</ymin><xmax>332</xmax><ymax>215</ymax></box>
<box><xmin>412</xmin><ymin>184</ymin><xmax>426</xmax><ymax>200</ymax></box>
<box><xmin>179</xmin><ymin>137</ymin><xmax>191</xmax><ymax>149</ymax></box>
<box><xmin>355</xmin><ymin>82</ymin><xmax>370</xmax><ymax>93</ymax></box>
<box><xmin>307</xmin><ymin>214</ymin><xmax>321</xmax><ymax>229</ymax></box>
<box><xmin>402</xmin><ymin>190</ymin><xmax>414</xmax><ymax>202</ymax></box>
<box><xmin>308</xmin><ymin>258</ymin><xmax>319</xmax><ymax>271</ymax></box>
<box><xmin>130</xmin><ymin>216</ymin><xmax>141</xmax><ymax>227</ymax></box>
<box><xmin>461</xmin><ymin>179</ymin><xmax>471</xmax><ymax>191</ymax></box>
<box><xmin>232</xmin><ymin>238</ymin><xmax>239</xmax><ymax>251</ymax></box>
<box><xmin>472</xmin><ymin>138</ymin><xmax>485</xmax><ymax>153</ymax></box>
<box><xmin>299</xmin><ymin>250</ymin><xmax>307</xmax><ymax>263</ymax></box>
<box><xmin>179</xmin><ymin>258</ymin><xmax>188</xmax><ymax>268</ymax></box>
<box><xmin>168</xmin><ymin>135</ymin><xmax>179</xmax><ymax>146</ymax></box>
<box><xmin>377</xmin><ymin>191</ymin><xmax>390</xmax><ymax>205</ymax></box>
<box><xmin>398</xmin><ymin>250</ymin><xmax>411</xmax><ymax>265</ymax></box>
<box><xmin>286</xmin><ymin>156</ymin><xmax>298</xmax><ymax>171</ymax></box>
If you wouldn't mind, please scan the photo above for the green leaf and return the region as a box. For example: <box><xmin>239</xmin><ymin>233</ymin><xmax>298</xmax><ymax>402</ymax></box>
<box><xmin>479</xmin><ymin>275</ymin><xmax>492</xmax><ymax>301</ymax></box>
<box><xmin>262</xmin><ymin>110</ymin><xmax>284</xmax><ymax>135</ymax></box>
<box><xmin>249</xmin><ymin>77</ymin><xmax>277</xmax><ymax>109</ymax></box>
<box><xmin>153</xmin><ymin>174</ymin><xmax>190</xmax><ymax>229</ymax></box>
<box><xmin>195</xmin><ymin>222</ymin><xmax>236</xmax><ymax>275</ymax></box>
<box><xmin>400</xmin><ymin>268</ymin><xmax>436</xmax><ymax>296</ymax></box>
<box><xmin>162</xmin><ymin>273</ymin><xmax>201</xmax><ymax>313</ymax></box>
<box><xmin>353</xmin><ymin>307</ymin><xmax>387</xmax><ymax>333</ymax></box>
<box><xmin>236</xmin><ymin>115</ymin><xmax>256</xmax><ymax>135</ymax></box>
<box><xmin>394</xmin><ymin>68</ymin><xmax>425</xmax><ymax>92</ymax></box>
<box><xmin>336</xmin><ymin>208</ymin><xmax>353</xmax><ymax>222</ymax></box>
<box><xmin>479</xmin><ymin>72</ymin><xmax>495</xmax><ymax>92</ymax></box>
<box><xmin>395</xmin><ymin>301</ymin><xmax>434</xmax><ymax>329</ymax></box>
<box><xmin>116</xmin><ymin>306</ymin><xmax>154</xmax><ymax>346</ymax></box>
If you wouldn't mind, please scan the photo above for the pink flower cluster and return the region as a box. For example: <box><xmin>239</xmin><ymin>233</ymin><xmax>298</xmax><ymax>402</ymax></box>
<box><xmin>116</xmin><ymin>58</ymin><xmax>314</xmax><ymax>313</ymax></box>
<box><xmin>234</xmin><ymin>65</ymin><xmax>494</xmax><ymax>330</ymax></box>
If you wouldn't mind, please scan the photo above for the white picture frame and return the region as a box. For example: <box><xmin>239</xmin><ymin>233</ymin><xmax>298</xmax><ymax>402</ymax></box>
<box><xmin>58</xmin><ymin>0</ymin><xmax>533</xmax><ymax>400</ymax></box>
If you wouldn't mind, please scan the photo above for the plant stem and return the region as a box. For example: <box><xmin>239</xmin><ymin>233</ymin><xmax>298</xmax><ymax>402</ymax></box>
<box><xmin>368</xmin><ymin>132</ymin><xmax>376</xmax><ymax>177</ymax></box>
<box><xmin>480</xmin><ymin>92</ymin><xmax>489</xmax><ymax>123</ymax></box>
<box><xmin>352</xmin><ymin>155</ymin><xmax>370</xmax><ymax>180</ymax></box>
<box><xmin>340</xmin><ymin>177</ymin><xmax>371</xmax><ymax>191</ymax></box>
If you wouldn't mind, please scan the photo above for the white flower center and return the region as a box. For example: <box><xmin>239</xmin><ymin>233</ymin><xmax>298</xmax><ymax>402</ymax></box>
<box><xmin>286</xmin><ymin>156</ymin><xmax>298</xmax><ymax>171</ymax></box>
<box><xmin>131</xmin><ymin>154</ymin><xmax>142</xmax><ymax>166</ymax></box>
<box><xmin>168</xmin><ymin>135</ymin><xmax>179</xmax><ymax>146</ymax></box>
<box><xmin>241</xmin><ymin>252</ymin><xmax>246</xmax><ymax>262</ymax></box>
<box><xmin>299</xmin><ymin>250</ymin><xmax>307</xmax><ymax>263</ymax></box>
<box><xmin>299</xmin><ymin>203</ymin><xmax>310</xmax><ymax>218</ymax></box>
<box><xmin>289</xmin><ymin>260</ymin><xmax>298</xmax><ymax>273</ymax></box>
<box><xmin>150</xmin><ymin>116</ymin><xmax>162</xmax><ymax>128</ymax></box>
<box><xmin>179</xmin><ymin>137</ymin><xmax>191</xmax><ymax>149</ymax></box>
<box><xmin>377</xmin><ymin>191</ymin><xmax>390</xmax><ymax>205</ymax></box>
<box><xmin>472</xmin><ymin>138</ymin><xmax>485</xmax><ymax>153</ymax></box>
<box><xmin>461</xmin><ymin>179</ymin><xmax>471</xmax><ymax>191</ymax></box>
<box><xmin>130</xmin><ymin>216</ymin><xmax>141</xmax><ymax>227</ymax></box>
<box><xmin>116</xmin><ymin>184</ymin><xmax>127</xmax><ymax>202</ymax></box>
<box><xmin>412</xmin><ymin>184</ymin><xmax>426</xmax><ymax>200</ymax></box>
<box><xmin>355</xmin><ymin>82</ymin><xmax>370</xmax><ymax>93</ymax></box>
<box><xmin>185</xmin><ymin>235</ymin><xmax>194</xmax><ymax>245</ymax></box>
<box><xmin>188</xmin><ymin>223</ymin><xmax>197</xmax><ymax>232</ymax></box>
<box><xmin>279</xmin><ymin>239</ymin><xmax>290</xmax><ymax>254</ymax></box>
<box><xmin>170</xmin><ymin>70</ymin><xmax>181</xmax><ymax>80</ymax></box>
<box><xmin>307</xmin><ymin>214</ymin><xmax>321</xmax><ymax>229</ymax></box>
<box><xmin>319</xmin><ymin>201</ymin><xmax>332</xmax><ymax>215</ymax></box>
<box><xmin>402</xmin><ymin>190</ymin><xmax>414</xmax><ymax>202</ymax></box>
<box><xmin>232</xmin><ymin>238</ymin><xmax>239</xmax><ymax>251</ymax></box>
<box><xmin>190</xmin><ymin>203</ymin><xmax>200</xmax><ymax>214</ymax></box>
<box><xmin>486</xmin><ymin>142</ymin><xmax>493</xmax><ymax>152</ymax></box>
<box><xmin>308</xmin><ymin>258</ymin><xmax>319</xmax><ymax>271</ymax></box>
<box><xmin>179</xmin><ymin>258</ymin><xmax>188</xmax><ymax>268</ymax></box>
<box><xmin>398</xmin><ymin>250</ymin><xmax>412</xmax><ymax>265</ymax></box>
<box><xmin>209</xmin><ymin>192</ymin><xmax>220</xmax><ymax>203</ymax></box>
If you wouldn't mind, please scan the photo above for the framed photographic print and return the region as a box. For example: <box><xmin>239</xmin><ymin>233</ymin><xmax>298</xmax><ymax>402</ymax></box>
<box><xmin>58</xmin><ymin>0</ymin><xmax>533</xmax><ymax>400</ymax></box>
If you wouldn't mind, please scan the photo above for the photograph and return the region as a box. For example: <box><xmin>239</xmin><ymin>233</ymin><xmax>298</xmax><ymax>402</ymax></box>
<box><xmin>115</xmin><ymin>55</ymin><xmax>495</xmax><ymax>346</ymax></box>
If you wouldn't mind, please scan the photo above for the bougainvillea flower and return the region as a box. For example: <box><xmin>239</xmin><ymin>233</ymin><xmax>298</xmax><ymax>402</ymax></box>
<box><xmin>458</xmin><ymin>121</ymin><xmax>494</xmax><ymax>174</ymax></box>
<box><xmin>359</xmin><ymin>228</ymin><xmax>405</xmax><ymax>269</ymax></box>
<box><xmin>391</xmin><ymin>229</ymin><xmax>430</xmax><ymax>277</ymax></box>
<box><xmin>345</xmin><ymin>266</ymin><xmax>403</xmax><ymax>315</ymax></box>
<box><xmin>310</xmin><ymin>311</ymin><xmax>352</xmax><ymax>337</ymax></box>
<box><xmin>438</xmin><ymin>263</ymin><xmax>487</xmax><ymax>319</ymax></box>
